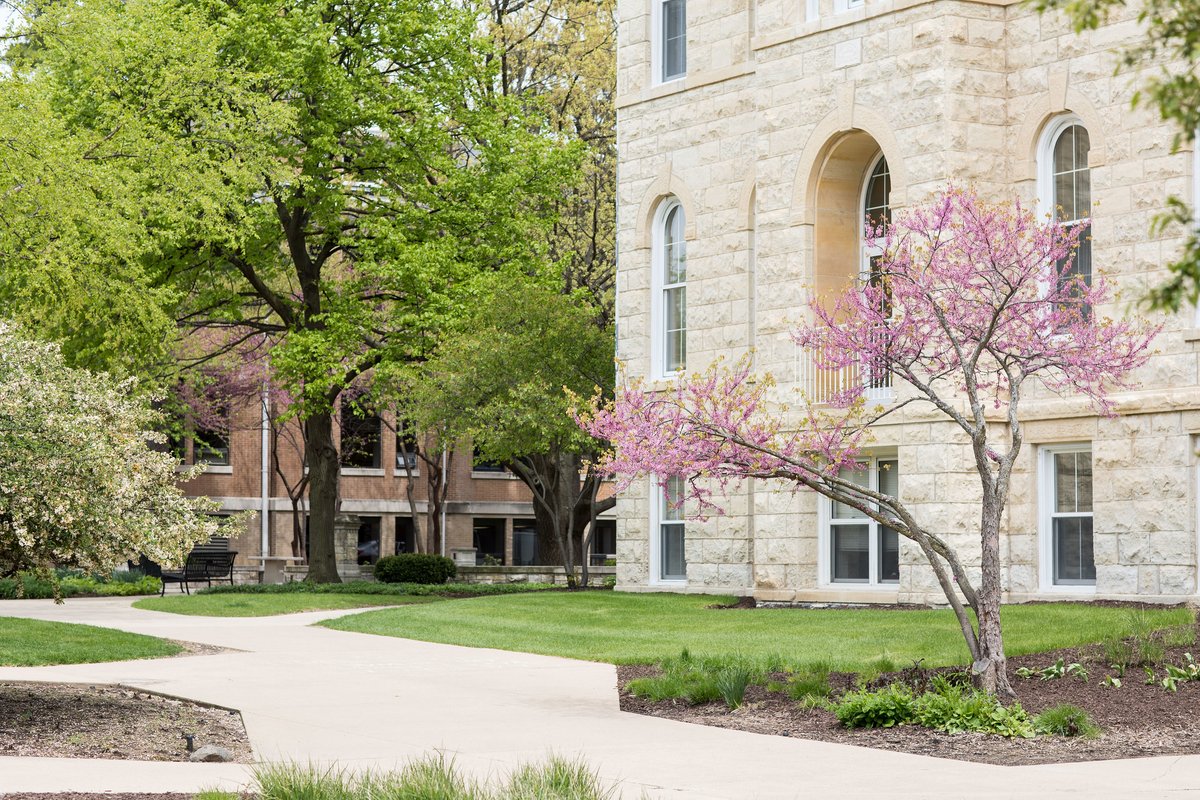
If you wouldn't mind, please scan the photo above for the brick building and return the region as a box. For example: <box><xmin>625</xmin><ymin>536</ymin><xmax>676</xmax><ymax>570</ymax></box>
<box><xmin>614</xmin><ymin>0</ymin><xmax>1200</xmax><ymax>602</ymax></box>
<box><xmin>177</xmin><ymin>397</ymin><xmax>618</xmax><ymax>581</ymax></box>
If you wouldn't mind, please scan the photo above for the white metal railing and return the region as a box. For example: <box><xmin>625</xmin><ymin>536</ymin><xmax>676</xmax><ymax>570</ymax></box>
<box><xmin>796</xmin><ymin>337</ymin><xmax>894</xmax><ymax>406</ymax></box>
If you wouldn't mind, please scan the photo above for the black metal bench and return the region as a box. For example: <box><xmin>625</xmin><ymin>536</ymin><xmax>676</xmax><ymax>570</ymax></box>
<box><xmin>153</xmin><ymin>539</ymin><xmax>238</xmax><ymax>595</ymax></box>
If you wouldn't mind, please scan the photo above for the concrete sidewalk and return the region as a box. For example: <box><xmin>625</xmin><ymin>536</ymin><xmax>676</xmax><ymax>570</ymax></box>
<box><xmin>1</xmin><ymin>598</ymin><xmax>1199</xmax><ymax>799</ymax></box>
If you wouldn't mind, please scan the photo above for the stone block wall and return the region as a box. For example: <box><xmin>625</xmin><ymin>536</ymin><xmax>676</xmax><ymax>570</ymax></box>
<box><xmin>615</xmin><ymin>0</ymin><xmax>1200</xmax><ymax>602</ymax></box>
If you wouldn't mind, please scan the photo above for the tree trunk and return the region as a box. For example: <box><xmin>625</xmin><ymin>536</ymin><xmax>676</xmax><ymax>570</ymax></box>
<box><xmin>304</xmin><ymin>411</ymin><xmax>342</xmax><ymax>583</ymax></box>
<box><xmin>973</xmin><ymin>492</ymin><xmax>1014</xmax><ymax>699</ymax></box>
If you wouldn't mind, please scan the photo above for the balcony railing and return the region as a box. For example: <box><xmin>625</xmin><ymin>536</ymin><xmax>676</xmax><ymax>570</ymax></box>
<box><xmin>797</xmin><ymin>340</ymin><xmax>894</xmax><ymax>406</ymax></box>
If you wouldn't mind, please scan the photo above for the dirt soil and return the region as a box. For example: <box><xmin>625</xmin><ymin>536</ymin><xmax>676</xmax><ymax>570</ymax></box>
<box><xmin>619</xmin><ymin>623</ymin><xmax>1200</xmax><ymax>765</ymax></box>
<box><xmin>0</xmin><ymin>682</ymin><xmax>252</xmax><ymax>763</ymax></box>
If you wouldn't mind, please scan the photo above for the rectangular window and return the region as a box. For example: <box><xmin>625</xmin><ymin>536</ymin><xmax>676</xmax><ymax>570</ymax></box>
<box><xmin>472</xmin><ymin>446</ymin><xmax>507</xmax><ymax>474</ymax></box>
<box><xmin>357</xmin><ymin>516</ymin><xmax>381</xmax><ymax>566</ymax></box>
<box><xmin>395</xmin><ymin>517</ymin><xmax>415</xmax><ymax>554</ymax></box>
<box><xmin>1043</xmin><ymin>445</ymin><xmax>1095</xmax><ymax>586</ymax></box>
<box><xmin>472</xmin><ymin>518</ymin><xmax>506</xmax><ymax>565</ymax></box>
<box><xmin>513</xmin><ymin>518</ymin><xmax>538</xmax><ymax>566</ymax></box>
<box><xmin>826</xmin><ymin>458</ymin><xmax>899</xmax><ymax>585</ymax></box>
<box><xmin>660</xmin><ymin>476</ymin><xmax>686</xmax><ymax>580</ymax></box>
<box><xmin>661</xmin><ymin>0</ymin><xmax>686</xmax><ymax>82</ymax></box>
<box><xmin>193</xmin><ymin>428</ymin><xmax>230</xmax><ymax>466</ymax></box>
<box><xmin>395</xmin><ymin>421</ymin><xmax>419</xmax><ymax>472</ymax></box>
<box><xmin>340</xmin><ymin>401</ymin><xmax>381</xmax><ymax>469</ymax></box>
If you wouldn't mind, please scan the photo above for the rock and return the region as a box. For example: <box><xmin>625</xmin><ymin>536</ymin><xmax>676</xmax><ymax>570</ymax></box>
<box><xmin>189</xmin><ymin>744</ymin><xmax>234</xmax><ymax>762</ymax></box>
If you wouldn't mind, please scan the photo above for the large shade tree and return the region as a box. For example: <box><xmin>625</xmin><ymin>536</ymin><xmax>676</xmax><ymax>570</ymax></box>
<box><xmin>404</xmin><ymin>276</ymin><xmax>615</xmax><ymax>585</ymax></box>
<box><xmin>6</xmin><ymin>0</ymin><xmax>573</xmax><ymax>581</ymax></box>
<box><xmin>0</xmin><ymin>322</ymin><xmax>223</xmax><ymax>587</ymax></box>
<box><xmin>580</xmin><ymin>188</ymin><xmax>1158</xmax><ymax>697</ymax></box>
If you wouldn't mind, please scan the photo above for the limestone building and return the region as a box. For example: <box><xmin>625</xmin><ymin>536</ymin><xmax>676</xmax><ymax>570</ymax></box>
<box><xmin>614</xmin><ymin>0</ymin><xmax>1200</xmax><ymax>603</ymax></box>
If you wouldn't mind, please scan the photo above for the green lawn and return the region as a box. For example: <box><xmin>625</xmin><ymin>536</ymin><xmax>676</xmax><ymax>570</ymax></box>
<box><xmin>320</xmin><ymin>591</ymin><xmax>1196</xmax><ymax>671</ymax></box>
<box><xmin>133</xmin><ymin>592</ymin><xmax>443</xmax><ymax>617</ymax></box>
<box><xmin>0</xmin><ymin>617</ymin><xmax>182</xmax><ymax>665</ymax></box>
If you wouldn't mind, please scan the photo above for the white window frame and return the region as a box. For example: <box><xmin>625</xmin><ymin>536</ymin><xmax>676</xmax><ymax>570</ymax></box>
<box><xmin>652</xmin><ymin>0</ymin><xmax>687</xmax><ymax>85</ymax></box>
<box><xmin>651</xmin><ymin>199</ymin><xmax>686</xmax><ymax>379</ymax></box>
<box><xmin>1038</xmin><ymin>443</ymin><xmax>1097</xmax><ymax>593</ymax></box>
<box><xmin>818</xmin><ymin>455</ymin><xmax>900</xmax><ymax>588</ymax></box>
<box><xmin>834</xmin><ymin>0</ymin><xmax>865</xmax><ymax>12</ymax></box>
<box><xmin>649</xmin><ymin>476</ymin><xmax>687</xmax><ymax>585</ymax></box>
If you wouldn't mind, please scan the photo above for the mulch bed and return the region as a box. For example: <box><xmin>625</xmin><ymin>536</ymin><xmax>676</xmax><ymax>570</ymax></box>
<box><xmin>0</xmin><ymin>683</ymin><xmax>252</xmax><ymax>763</ymax></box>
<box><xmin>618</xmin><ymin>622</ymin><xmax>1200</xmax><ymax>765</ymax></box>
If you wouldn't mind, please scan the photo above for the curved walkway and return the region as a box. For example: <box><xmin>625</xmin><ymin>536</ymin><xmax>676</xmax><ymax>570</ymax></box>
<box><xmin>1</xmin><ymin>598</ymin><xmax>1199</xmax><ymax>799</ymax></box>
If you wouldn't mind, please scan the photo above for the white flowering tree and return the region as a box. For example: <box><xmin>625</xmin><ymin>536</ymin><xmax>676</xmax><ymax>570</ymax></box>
<box><xmin>0</xmin><ymin>322</ymin><xmax>225</xmax><ymax>590</ymax></box>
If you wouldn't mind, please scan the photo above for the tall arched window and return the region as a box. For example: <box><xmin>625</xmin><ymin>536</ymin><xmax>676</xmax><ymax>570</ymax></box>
<box><xmin>861</xmin><ymin>155</ymin><xmax>891</xmax><ymax>394</ymax></box>
<box><xmin>1041</xmin><ymin>117</ymin><xmax>1092</xmax><ymax>303</ymax></box>
<box><xmin>654</xmin><ymin>200</ymin><xmax>686</xmax><ymax>376</ymax></box>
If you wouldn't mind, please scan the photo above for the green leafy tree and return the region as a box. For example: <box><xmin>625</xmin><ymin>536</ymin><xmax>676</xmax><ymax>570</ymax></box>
<box><xmin>0</xmin><ymin>321</ymin><xmax>223</xmax><ymax>590</ymax></box>
<box><xmin>1030</xmin><ymin>0</ymin><xmax>1200</xmax><ymax>311</ymax></box>
<box><xmin>7</xmin><ymin>0</ymin><xmax>572</xmax><ymax>581</ymax></box>
<box><xmin>406</xmin><ymin>277</ymin><xmax>614</xmax><ymax>585</ymax></box>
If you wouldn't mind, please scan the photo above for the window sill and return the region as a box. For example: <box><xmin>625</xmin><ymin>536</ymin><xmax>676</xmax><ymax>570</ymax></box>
<box><xmin>1038</xmin><ymin>583</ymin><xmax>1097</xmax><ymax>596</ymax></box>
<box><xmin>1182</xmin><ymin>328</ymin><xmax>1200</xmax><ymax>343</ymax></box>
<box><xmin>393</xmin><ymin>468</ymin><xmax>421</xmax><ymax>479</ymax></box>
<box><xmin>200</xmin><ymin>465</ymin><xmax>233</xmax><ymax>474</ymax></box>
<box><xmin>472</xmin><ymin>471</ymin><xmax>517</xmax><ymax>480</ymax></box>
<box><xmin>341</xmin><ymin>467</ymin><xmax>386</xmax><ymax>477</ymax></box>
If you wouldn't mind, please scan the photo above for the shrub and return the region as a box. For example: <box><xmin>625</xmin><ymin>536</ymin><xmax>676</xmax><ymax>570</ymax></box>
<box><xmin>834</xmin><ymin>684</ymin><xmax>915</xmax><ymax>729</ymax></box>
<box><xmin>835</xmin><ymin>679</ymin><xmax>1035</xmax><ymax>738</ymax></box>
<box><xmin>362</xmin><ymin>554</ymin><xmax>456</xmax><ymax>584</ymax></box>
<box><xmin>1034</xmin><ymin>704</ymin><xmax>1100</xmax><ymax>738</ymax></box>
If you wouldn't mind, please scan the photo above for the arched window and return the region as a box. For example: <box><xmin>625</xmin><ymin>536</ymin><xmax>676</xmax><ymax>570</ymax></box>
<box><xmin>1040</xmin><ymin>117</ymin><xmax>1092</xmax><ymax>304</ymax></box>
<box><xmin>861</xmin><ymin>155</ymin><xmax>891</xmax><ymax>394</ymax></box>
<box><xmin>653</xmin><ymin>200</ymin><xmax>686</xmax><ymax>376</ymax></box>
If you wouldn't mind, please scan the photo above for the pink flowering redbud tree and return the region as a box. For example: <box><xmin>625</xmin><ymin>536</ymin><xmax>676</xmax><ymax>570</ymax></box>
<box><xmin>579</xmin><ymin>186</ymin><xmax>1159</xmax><ymax>699</ymax></box>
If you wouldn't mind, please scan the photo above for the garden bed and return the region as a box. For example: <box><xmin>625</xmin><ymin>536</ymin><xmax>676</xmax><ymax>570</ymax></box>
<box><xmin>618</xmin><ymin>617</ymin><xmax>1200</xmax><ymax>765</ymax></box>
<box><xmin>0</xmin><ymin>682</ymin><xmax>252</xmax><ymax>762</ymax></box>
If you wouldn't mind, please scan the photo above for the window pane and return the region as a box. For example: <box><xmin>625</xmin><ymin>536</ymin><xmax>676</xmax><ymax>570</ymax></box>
<box><xmin>1073</xmin><ymin>126</ymin><xmax>1090</xmax><ymax>173</ymax></box>
<box><xmin>665</xmin><ymin>284</ymin><xmax>686</xmax><ymax>373</ymax></box>
<box><xmin>662</xmin><ymin>522</ymin><xmax>686</xmax><ymax>579</ymax></box>
<box><xmin>864</xmin><ymin>158</ymin><xmax>891</xmax><ymax>224</ymax></box>
<box><xmin>1054</xmin><ymin>451</ymin><xmax>1092</xmax><ymax>513</ymax></box>
<box><xmin>832</xmin><ymin>524</ymin><xmax>870</xmax><ymax>582</ymax></box>
<box><xmin>832</xmin><ymin>467</ymin><xmax>869</xmax><ymax>519</ymax></box>
<box><xmin>665</xmin><ymin>205</ymin><xmax>686</xmax><ymax>283</ymax></box>
<box><xmin>662</xmin><ymin>0</ymin><xmax>686</xmax><ymax>79</ymax></box>
<box><xmin>662</xmin><ymin>475</ymin><xmax>685</xmax><ymax>521</ymax></box>
<box><xmin>879</xmin><ymin>526</ymin><xmax>900</xmax><ymax>583</ymax></box>
<box><xmin>1075</xmin><ymin>163</ymin><xmax>1091</xmax><ymax>211</ymax></box>
<box><xmin>665</xmin><ymin>329</ymin><xmax>685</xmax><ymax>373</ymax></box>
<box><xmin>1054</xmin><ymin>516</ymin><xmax>1095</xmax><ymax>583</ymax></box>
<box><xmin>1054</xmin><ymin>127</ymin><xmax>1074</xmax><ymax>174</ymax></box>
<box><xmin>357</xmin><ymin>517</ymin><xmax>381</xmax><ymax>566</ymax></box>
<box><xmin>1054</xmin><ymin>171</ymin><xmax>1075</xmax><ymax>221</ymax></box>
<box><xmin>877</xmin><ymin>459</ymin><xmax>898</xmax><ymax>498</ymax></box>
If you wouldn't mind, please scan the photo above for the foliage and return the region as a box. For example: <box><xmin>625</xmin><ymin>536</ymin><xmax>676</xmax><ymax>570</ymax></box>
<box><xmin>197</xmin><ymin>580</ymin><xmax>556</xmax><ymax>597</ymax></box>
<box><xmin>322</xmin><ymin>592</ymin><xmax>1192</xmax><ymax>673</ymax></box>
<box><xmin>254</xmin><ymin>754</ymin><xmax>615</xmax><ymax>800</ymax></box>
<box><xmin>0</xmin><ymin>322</ymin><xmax>225</xmax><ymax>592</ymax></box>
<box><xmin>1033</xmin><ymin>704</ymin><xmax>1101</xmax><ymax>738</ymax></box>
<box><xmin>1015</xmin><ymin>658</ymin><xmax>1089</xmax><ymax>681</ymax></box>
<box><xmin>788</xmin><ymin>662</ymin><xmax>834</xmax><ymax>703</ymax></box>
<box><xmin>5</xmin><ymin>0</ymin><xmax>575</xmax><ymax>581</ymax></box>
<box><xmin>715</xmin><ymin>666</ymin><xmax>754</xmax><ymax>709</ymax></box>
<box><xmin>0</xmin><ymin>572</ymin><xmax>162</xmax><ymax>600</ymax></box>
<box><xmin>578</xmin><ymin>187</ymin><xmax>1159</xmax><ymax>696</ymax></box>
<box><xmin>836</xmin><ymin>679</ymin><xmax>1036</xmax><ymax>738</ymax></box>
<box><xmin>373</xmin><ymin>554</ymin><xmax>457</xmax><ymax>585</ymax></box>
<box><xmin>834</xmin><ymin>684</ymin><xmax>917</xmax><ymax>730</ymax></box>
<box><xmin>405</xmin><ymin>276</ymin><xmax>616</xmax><ymax>579</ymax></box>
<box><xmin>1029</xmin><ymin>0</ymin><xmax>1200</xmax><ymax>311</ymax></box>
<box><xmin>132</xmin><ymin>593</ymin><xmax>441</xmax><ymax>617</ymax></box>
<box><xmin>0</xmin><ymin>617</ymin><xmax>181</xmax><ymax>666</ymax></box>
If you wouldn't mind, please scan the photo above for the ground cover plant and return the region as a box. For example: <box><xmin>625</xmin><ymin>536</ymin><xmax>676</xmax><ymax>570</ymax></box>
<box><xmin>133</xmin><ymin>593</ymin><xmax>443</xmax><ymax>617</ymax></box>
<box><xmin>0</xmin><ymin>570</ymin><xmax>161</xmax><ymax>600</ymax></box>
<box><xmin>0</xmin><ymin>618</ymin><xmax>181</xmax><ymax>665</ymax></box>
<box><xmin>321</xmin><ymin>591</ymin><xmax>1192</xmax><ymax>670</ymax></box>
<box><xmin>200</xmin><ymin>580</ymin><xmax>556</xmax><ymax>597</ymax></box>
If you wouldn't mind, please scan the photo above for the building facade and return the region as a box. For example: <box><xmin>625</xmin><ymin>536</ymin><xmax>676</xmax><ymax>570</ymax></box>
<box><xmin>177</xmin><ymin>400</ymin><xmax>617</xmax><ymax>581</ymax></box>
<box><xmin>615</xmin><ymin>0</ymin><xmax>1200</xmax><ymax>603</ymax></box>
